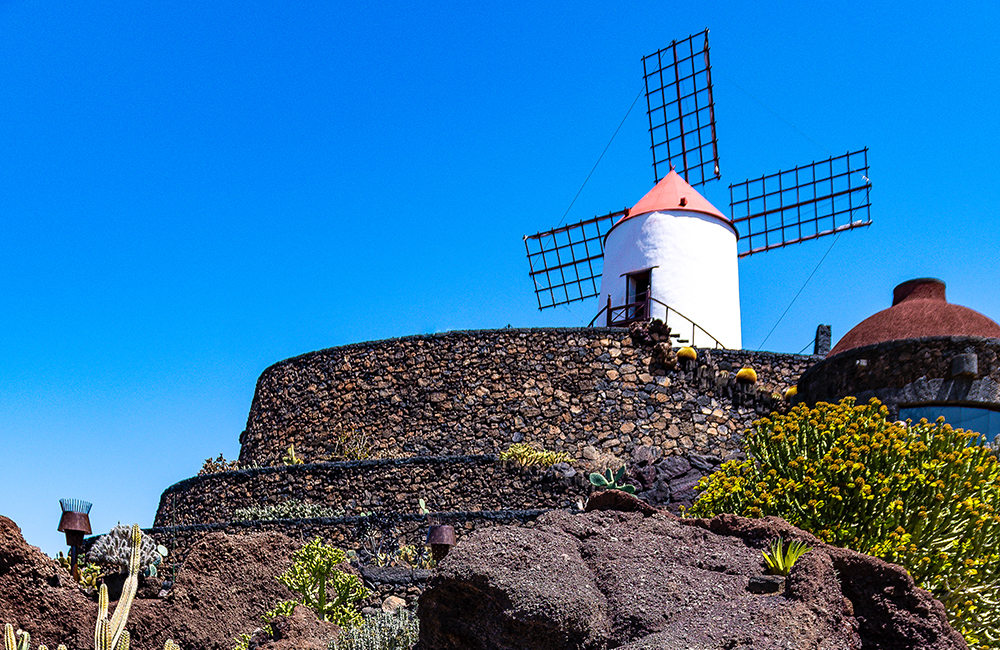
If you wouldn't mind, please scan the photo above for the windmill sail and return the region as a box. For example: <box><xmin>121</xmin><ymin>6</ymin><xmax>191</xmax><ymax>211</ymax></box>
<box><xmin>523</xmin><ymin>210</ymin><xmax>624</xmax><ymax>310</ymax></box>
<box><xmin>731</xmin><ymin>149</ymin><xmax>872</xmax><ymax>257</ymax></box>
<box><xmin>643</xmin><ymin>29</ymin><xmax>721</xmax><ymax>187</ymax></box>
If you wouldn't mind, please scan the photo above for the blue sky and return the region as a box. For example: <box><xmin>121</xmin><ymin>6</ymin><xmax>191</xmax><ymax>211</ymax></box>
<box><xmin>3</xmin><ymin>0</ymin><xmax>998</xmax><ymax>556</ymax></box>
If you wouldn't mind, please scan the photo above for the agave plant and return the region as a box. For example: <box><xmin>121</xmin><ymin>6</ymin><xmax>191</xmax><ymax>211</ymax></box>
<box><xmin>762</xmin><ymin>539</ymin><xmax>811</xmax><ymax>577</ymax></box>
<box><xmin>589</xmin><ymin>466</ymin><xmax>636</xmax><ymax>494</ymax></box>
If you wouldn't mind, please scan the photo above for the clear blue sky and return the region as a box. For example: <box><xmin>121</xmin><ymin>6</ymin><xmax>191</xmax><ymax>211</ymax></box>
<box><xmin>3</xmin><ymin>0</ymin><xmax>998</xmax><ymax>556</ymax></box>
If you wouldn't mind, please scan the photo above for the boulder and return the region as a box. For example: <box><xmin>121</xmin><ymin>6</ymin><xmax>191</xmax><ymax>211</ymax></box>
<box><xmin>416</xmin><ymin>509</ymin><xmax>966</xmax><ymax>650</ymax></box>
<box><xmin>129</xmin><ymin>531</ymin><xmax>300</xmax><ymax>650</ymax></box>
<box><xmin>253</xmin><ymin>604</ymin><xmax>339</xmax><ymax>650</ymax></box>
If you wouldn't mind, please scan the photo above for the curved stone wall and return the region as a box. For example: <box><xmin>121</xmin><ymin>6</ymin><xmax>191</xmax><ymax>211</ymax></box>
<box><xmin>238</xmin><ymin>327</ymin><xmax>817</xmax><ymax>466</ymax></box>
<box><xmin>153</xmin><ymin>456</ymin><xmax>583</xmax><ymax>528</ymax></box>
<box><xmin>797</xmin><ymin>336</ymin><xmax>1000</xmax><ymax>416</ymax></box>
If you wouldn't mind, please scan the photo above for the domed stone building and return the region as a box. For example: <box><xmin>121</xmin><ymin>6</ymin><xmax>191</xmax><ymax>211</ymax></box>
<box><xmin>797</xmin><ymin>278</ymin><xmax>1000</xmax><ymax>441</ymax></box>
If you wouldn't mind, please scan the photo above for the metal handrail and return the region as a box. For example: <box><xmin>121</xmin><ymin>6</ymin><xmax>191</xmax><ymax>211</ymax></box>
<box><xmin>587</xmin><ymin>303</ymin><xmax>609</xmax><ymax>327</ymax></box>
<box><xmin>589</xmin><ymin>294</ymin><xmax>727</xmax><ymax>350</ymax></box>
<box><xmin>648</xmin><ymin>297</ymin><xmax>726</xmax><ymax>349</ymax></box>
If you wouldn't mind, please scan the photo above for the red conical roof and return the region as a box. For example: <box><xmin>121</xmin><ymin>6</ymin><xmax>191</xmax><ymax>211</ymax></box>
<box><xmin>629</xmin><ymin>169</ymin><xmax>727</xmax><ymax>221</ymax></box>
<box><xmin>830</xmin><ymin>278</ymin><xmax>1000</xmax><ymax>356</ymax></box>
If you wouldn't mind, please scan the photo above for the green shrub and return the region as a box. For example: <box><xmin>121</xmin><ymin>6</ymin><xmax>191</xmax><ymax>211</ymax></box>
<box><xmin>499</xmin><ymin>443</ymin><xmax>573</xmax><ymax>468</ymax></box>
<box><xmin>277</xmin><ymin>538</ymin><xmax>370</xmax><ymax>629</ymax></box>
<box><xmin>688</xmin><ymin>397</ymin><xmax>1000</xmax><ymax>649</ymax></box>
<box><xmin>329</xmin><ymin>609</ymin><xmax>419</xmax><ymax>650</ymax></box>
<box><xmin>232</xmin><ymin>499</ymin><xmax>344</xmax><ymax>521</ymax></box>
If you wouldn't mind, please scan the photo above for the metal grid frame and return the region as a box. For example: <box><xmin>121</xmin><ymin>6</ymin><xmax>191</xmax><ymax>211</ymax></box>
<box><xmin>524</xmin><ymin>210</ymin><xmax>625</xmax><ymax>310</ymax></box>
<box><xmin>643</xmin><ymin>29</ymin><xmax>721</xmax><ymax>187</ymax></box>
<box><xmin>730</xmin><ymin>149</ymin><xmax>872</xmax><ymax>258</ymax></box>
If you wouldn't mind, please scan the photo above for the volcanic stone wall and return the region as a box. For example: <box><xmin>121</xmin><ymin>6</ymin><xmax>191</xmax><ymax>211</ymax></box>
<box><xmin>145</xmin><ymin>508</ymin><xmax>547</xmax><ymax>566</ymax></box>
<box><xmin>797</xmin><ymin>336</ymin><xmax>1000</xmax><ymax>416</ymax></box>
<box><xmin>238</xmin><ymin>327</ymin><xmax>818</xmax><ymax>466</ymax></box>
<box><xmin>153</xmin><ymin>456</ymin><xmax>581</xmax><ymax>528</ymax></box>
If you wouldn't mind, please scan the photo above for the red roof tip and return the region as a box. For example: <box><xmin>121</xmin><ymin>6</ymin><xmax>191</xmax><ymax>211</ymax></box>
<box><xmin>628</xmin><ymin>169</ymin><xmax>727</xmax><ymax>222</ymax></box>
<box><xmin>830</xmin><ymin>278</ymin><xmax>1000</xmax><ymax>355</ymax></box>
<box><xmin>892</xmin><ymin>278</ymin><xmax>945</xmax><ymax>305</ymax></box>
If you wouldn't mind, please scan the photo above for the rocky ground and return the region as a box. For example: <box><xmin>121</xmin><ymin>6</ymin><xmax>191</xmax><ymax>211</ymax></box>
<box><xmin>416</xmin><ymin>493</ymin><xmax>967</xmax><ymax>650</ymax></box>
<box><xmin>0</xmin><ymin>502</ymin><xmax>969</xmax><ymax>650</ymax></box>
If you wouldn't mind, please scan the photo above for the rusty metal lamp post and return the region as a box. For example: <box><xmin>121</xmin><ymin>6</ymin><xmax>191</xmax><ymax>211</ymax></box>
<box><xmin>426</xmin><ymin>523</ymin><xmax>456</xmax><ymax>563</ymax></box>
<box><xmin>58</xmin><ymin>498</ymin><xmax>92</xmax><ymax>581</ymax></box>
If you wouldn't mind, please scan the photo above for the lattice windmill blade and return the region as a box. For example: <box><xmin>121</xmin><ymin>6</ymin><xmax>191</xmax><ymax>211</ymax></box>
<box><xmin>731</xmin><ymin>149</ymin><xmax>872</xmax><ymax>258</ymax></box>
<box><xmin>643</xmin><ymin>29</ymin><xmax>721</xmax><ymax>187</ymax></box>
<box><xmin>523</xmin><ymin>209</ymin><xmax>625</xmax><ymax>310</ymax></box>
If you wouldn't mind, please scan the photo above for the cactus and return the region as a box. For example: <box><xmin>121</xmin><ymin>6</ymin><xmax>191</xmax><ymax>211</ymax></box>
<box><xmin>5</xmin><ymin>624</ymin><xmax>29</xmax><ymax>650</ymax></box>
<box><xmin>88</xmin><ymin>525</ymin><xmax>163</xmax><ymax>574</ymax></box>
<box><xmin>677</xmin><ymin>346</ymin><xmax>697</xmax><ymax>361</ymax></box>
<box><xmin>784</xmin><ymin>385</ymin><xmax>798</xmax><ymax>400</ymax></box>
<box><xmin>589</xmin><ymin>466</ymin><xmax>637</xmax><ymax>494</ymax></box>
<box><xmin>735</xmin><ymin>367</ymin><xmax>757</xmax><ymax>384</ymax></box>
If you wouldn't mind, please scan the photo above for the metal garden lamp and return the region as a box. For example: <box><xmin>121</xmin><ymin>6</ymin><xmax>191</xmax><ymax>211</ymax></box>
<box><xmin>58</xmin><ymin>498</ymin><xmax>92</xmax><ymax>580</ymax></box>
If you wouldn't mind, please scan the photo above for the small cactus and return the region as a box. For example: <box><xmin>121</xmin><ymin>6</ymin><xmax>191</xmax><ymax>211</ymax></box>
<box><xmin>677</xmin><ymin>346</ymin><xmax>697</xmax><ymax>361</ymax></box>
<box><xmin>589</xmin><ymin>466</ymin><xmax>637</xmax><ymax>494</ymax></box>
<box><xmin>735</xmin><ymin>367</ymin><xmax>757</xmax><ymax>384</ymax></box>
<box><xmin>784</xmin><ymin>386</ymin><xmax>798</xmax><ymax>400</ymax></box>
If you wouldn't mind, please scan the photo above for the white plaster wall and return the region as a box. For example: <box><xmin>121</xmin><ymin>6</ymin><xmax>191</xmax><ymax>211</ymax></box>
<box><xmin>599</xmin><ymin>210</ymin><xmax>742</xmax><ymax>349</ymax></box>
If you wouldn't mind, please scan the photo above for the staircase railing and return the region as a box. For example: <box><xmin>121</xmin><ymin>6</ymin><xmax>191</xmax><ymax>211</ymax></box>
<box><xmin>588</xmin><ymin>295</ymin><xmax>726</xmax><ymax>349</ymax></box>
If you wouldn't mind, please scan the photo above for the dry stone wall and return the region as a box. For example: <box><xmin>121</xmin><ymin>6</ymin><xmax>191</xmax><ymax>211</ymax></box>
<box><xmin>153</xmin><ymin>456</ymin><xmax>581</xmax><ymax>527</ymax></box>
<box><xmin>797</xmin><ymin>335</ymin><xmax>1000</xmax><ymax>417</ymax></box>
<box><xmin>143</xmin><ymin>509</ymin><xmax>547</xmax><ymax>567</ymax></box>
<box><xmin>238</xmin><ymin>327</ymin><xmax>817</xmax><ymax>466</ymax></box>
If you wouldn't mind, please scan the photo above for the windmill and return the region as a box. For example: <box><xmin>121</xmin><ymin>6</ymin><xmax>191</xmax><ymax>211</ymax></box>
<box><xmin>523</xmin><ymin>30</ymin><xmax>872</xmax><ymax>349</ymax></box>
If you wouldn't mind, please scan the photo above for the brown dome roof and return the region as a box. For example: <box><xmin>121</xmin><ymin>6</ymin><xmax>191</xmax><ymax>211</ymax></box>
<box><xmin>830</xmin><ymin>278</ymin><xmax>1000</xmax><ymax>356</ymax></box>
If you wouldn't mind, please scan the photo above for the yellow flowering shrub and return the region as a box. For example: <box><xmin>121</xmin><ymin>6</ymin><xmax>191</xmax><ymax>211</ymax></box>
<box><xmin>688</xmin><ymin>397</ymin><xmax>1000</xmax><ymax>649</ymax></box>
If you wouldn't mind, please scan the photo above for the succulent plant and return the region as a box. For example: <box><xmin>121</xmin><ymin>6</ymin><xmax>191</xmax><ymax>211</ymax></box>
<box><xmin>689</xmin><ymin>397</ymin><xmax>1000</xmax><ymax>649</ymax></box>
<box><xmin>88</xmin><ymin>525</ymin><xmax>165</xmax><ymax>574</ymax></box>
<box><xmin>282</xmin><ymin>444</ymin><xmax>305</xmax><ymax>466</ymax></box>
<box><xmin>498</xmin><ymin>443</ymin><xmax>573</xmax><ymax>468</ymax></box>
<box><xmin>276</xmin><ymin>537</ymin><xmax>370</xmax><ymax>628</ymax></box>
<box><xmin>330</xmin><ymin>608</ymin><xmax>419</xmax><ymax>650</ymax></box>
<box><xmin>589</xmin><ymin>466</ymin><xmax>636</xmax><ymax>494</ymax></box>
<box><xmin>735</xmin><ymin>367</ymin><xmax>757</xmax><ymax>384</ymax></box>
<box><xmin>784</xmin><ymin>385</ymin><xmax>798</xmax><ymax>400</ymax></box>
<box><xmin>232</xmin><ymin>499</ymin><xmax>344</xmax><ymax>521</ymax></box>
<box><xmin>762</xmin><ymin>539</ymin><xmax>811</xmax><ymax>576</ymax></box>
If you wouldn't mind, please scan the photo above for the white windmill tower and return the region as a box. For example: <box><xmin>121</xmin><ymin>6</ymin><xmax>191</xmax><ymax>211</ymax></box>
<box><xmin>524</xmin><ymin>30</ymin><xmax>872</xmax><ymax>349</ymax></box>
<box><xmin>600</xmin><ymin>168</ymin><xmax>741</xmax><ymax>348</ymax></box>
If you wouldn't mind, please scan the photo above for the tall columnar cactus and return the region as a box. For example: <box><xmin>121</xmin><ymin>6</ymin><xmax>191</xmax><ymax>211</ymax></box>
<box><xmin>95</xmin><ymin>524</ymin><xmax>141</xmax><ymax>650</ymax></box>
<box><xmin>3</xmin><ymin>524</ymin><xmax>180</xmax><ymax>650</ymax></box>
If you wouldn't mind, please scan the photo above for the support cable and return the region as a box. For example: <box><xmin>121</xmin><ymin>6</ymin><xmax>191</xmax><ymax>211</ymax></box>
<box><xmin>756</xmin><ymin>231</ymin><xmax>842</xmax><ymax>351</ymax></box>
<box><xmin>557</xmin><ymin>86</ymin><xmax>645</xmax><ymax>227</ymax></box>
